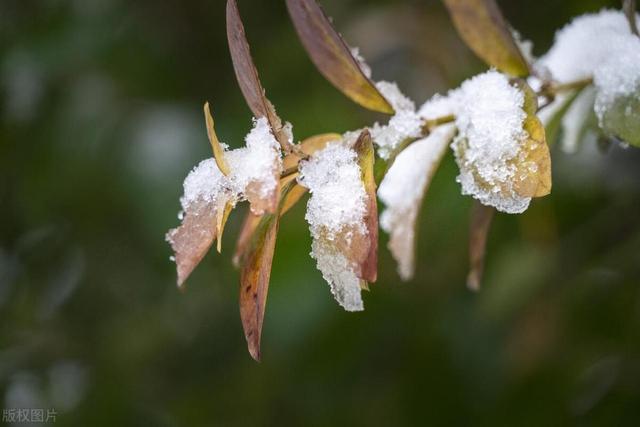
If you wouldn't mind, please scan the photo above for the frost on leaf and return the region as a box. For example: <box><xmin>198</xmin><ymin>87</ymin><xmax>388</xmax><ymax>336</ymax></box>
<box><xmin>167</xmin><ymin>116</ymin><xmax>284</xmax><ymax>288</ymax></box>
<box><xmin>227</xmin><ymin>117</ymin><xmax>282</xmax><ymax>215</ymax></box>
<box><xmin>166</xmin><ymin>159</ymin><xmax>234</xmax><ymax>288</ymax></box>
<box><xmin>370</xmin><ymin>81</ymin><xmax>423</xmax><ymax>159</ymax></box>
<box><xmin>537</xmin><ymin>10</ymin><xmax>640</xmax><ymax>147</ymax></box>
<box><xmin>298</xmin><ymin>142</ymin><xmax>369</xmax><ymax>311</ymax></box>
<box><xmin>378</xmin><ymin>124</ymin><xmax>457</xmax><ymax>280</ymax></box>
<box><xmin>452</xmin><ymin>71</ymin><xmax>550</xmax><ymax>214</ymax></box>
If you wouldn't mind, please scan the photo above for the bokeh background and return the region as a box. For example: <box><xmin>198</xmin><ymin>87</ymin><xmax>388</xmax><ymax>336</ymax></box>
<box><xmin>2</xmin><ymin>0</ymin><xmax>640</xmax><ymax>425</ymax></box>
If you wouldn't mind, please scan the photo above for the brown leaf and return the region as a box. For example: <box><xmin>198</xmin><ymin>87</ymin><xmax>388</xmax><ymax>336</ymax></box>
<box><xmin>204</xmin><ymin>102</ymin><xmax>231</xmax><ymax>176</ymax></box>
<box><xmin>226</xmin><ymin>0</ymin><xmax>289</xmax><ymax>148</ymax></box>
<box><xmin>285</xmin><ymin>0</ymin><xmax>394</xmax><ymax>114</ymax></box>
<box><xmin>239</xmin><ymin>212</ymin><xmax>279</xmax><ymax>362</ymax></box>
<box><xmin>467</xmin><ymin>201</ymin><xmax>495</xmax><ymax>291</ymax></box>
<box><xmin>624</xmin><ymin>0</ymin><xmax>639</xmax><ymax>36</ymax></box>
<box><xmin>280</xmin><ymin>183</ymin><xmax>308</xmax><ymax>216</ymax></box>
<box><xmin>354</xmin><ymin>129</ymin><xmax>378</xmax><ymax>283</ymax></box>
<box><xmin>443</xmin><ymin>0</ymin><xmax>530</xmax><ymax>76</ymax></box>
<box><xmin>166</xmin><ymin>199</ymin><xmax>220</xmax><ymax>290</ymax></box>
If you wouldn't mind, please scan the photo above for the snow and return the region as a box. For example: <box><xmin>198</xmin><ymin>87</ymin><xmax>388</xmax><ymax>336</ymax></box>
<box><xmin>226</xmin><ymin>117</ymin><xmax>282</xmax><ymax>214</ymax></box>
<box><xmin>298</xmin><ymin>142</ymin><xmax>368</xmax><ymax>311</ymax></box>
<box><xmin>538</xmin><ymin>10</ymin><xmax>639</xmax><ymax>84</ymax></box>
<box><xmin>537</xmin><ymin>9</ymin><xmax>640</xmax><ymax>148</ymax></box>
<box><xmin>370</xmin><ymin>81</ymin><xmax>423</xmax><ymax>159</ymax></box>
<box><xmin>180</xmin><ymin>158</ymin><xmax>230</xmax><ymax>209</ymax></box>
<box><xmin>378</xmin><ymin>124</ymin><xmax>457</xmax><ymax>279</ymax></box>
<box><xmin>298</xmin><ymin>142</ymin><xmax>367</xmax><ymax>236</ymax></box>
<box><xmin>350</xmin><ymin>46</ymin><xmax>372</xmax><ymax>79</ymax></box>
<box><xmin>451</xmin><ymin>70</ymin><xmax>532</xmax><ymax>214</ymax></box>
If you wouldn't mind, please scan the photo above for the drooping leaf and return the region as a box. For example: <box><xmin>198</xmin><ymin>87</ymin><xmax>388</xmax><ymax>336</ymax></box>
<box><xmin>285</xmin><ymin>0</ymin><xmax>394</xmax><ymax>114</ymax></box>
<box><xmin>467</xmin><ymin>201</ymin><xmax>495</xmax><ymax>291</ymax></box>
<box><xmin>624</xmin><ymin>0</ymin><xmax>639</xmax><ymax>36</ymax></box>
<box><xmin>238</xmin><ymin>182</ymin><xmax>297</xmax><ymax>361</ymax></box>
<box><xmin>226</xmin><ymin>0</ymin><xmax>289</xmax><ymax>148</ymax></box>
<box><xmin>166</xmin><ymin>199</ymin><xmax>221</xmax><ymax>290</ymax></box>
<box><xmin>239</xmin><ymin>212</ymin><xmax>279</xmax><ymax>362</ymax></box>
<box><xmin>204</xmin><ymin>102</ymin><xmax>231</xmax><ymax>176</ymax></box>
<box><xmin>215</xmin><ymin>199</ymin><xmax>234</xmax><ymax>253</ymax></box>
<box><xmin>354</xmin><ymin>129</ymin><xmax>378</xmax><ymax>283</ymax></box>
<box><xmin>443</xmin><ymin>0</ymin><xmax>530</xmax><ymax>76</ymax></box>
<box><xmin>377</xmin><ymin>125</ymin><xmax>457</xmax><ymax>280</ymax></box>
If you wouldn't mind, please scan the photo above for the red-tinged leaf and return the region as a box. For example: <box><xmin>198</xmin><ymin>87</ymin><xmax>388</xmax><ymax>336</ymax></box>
<box><xmin>443</xmin><ymin>0</ymin><xmax>530</xmax><ymax>77</ymax></box>
<box><xmin>239</xmin><ymin>212</ymin><xmax>279</xmax><ymax>362</ymax></box>
<box><xmin>286</xmin><ymin>0</ymin><xmax>394</xmax><ymax>114</ymax></box>
<box><xmin>226</xmin><ymin>0</ymin><xmax>289</xmax><ymax>148</ymax></box>
<box><xmin>354</xmin><ymin>129</ymin><xmax>378</xmax><ymax>283</ymax></box>
<box><xmin>166</xmin><ymin>199</ymin><xmax>220</xmax><ymax>290</ymax></box>
<box><xmin>467</xmin><ymin>201</ymin><xmax>495</xmax><ymax>291</ymax></box>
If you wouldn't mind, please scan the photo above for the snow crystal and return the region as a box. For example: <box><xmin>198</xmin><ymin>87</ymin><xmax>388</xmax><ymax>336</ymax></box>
<box><xmin>451</xmin><ymin>70</ymin><xmax>532</xmax><ymax>214</ymax></box>
<box><xmin>370</xmin><ymin>81</ymin><xmax>422</xmax><ymax>159</ymax></box>
<box><xmin>378</xmin><ymin>124</ymin><xmax>457</xmax><ymax>280</ymax></box>
<box><xmin>298</xmin><ymin>143</ymin><xmax>367</xmax><ymax>235</ymax></box>
<box><xmin>225</xmin><ymin>117</ymin><xmax>282</xmax><ymax>214</ymax></box>
<box><xmin>298</xmin><ymin>142</ymin><xmax>368</xmax><ymax>311</ymax></box>
<box><xmin>418</xmin><ymin>92</ymin><xmax>459</xmax><ymax>120</ymax></box>
<box><xmin>180</xmin><ymin>158</ymin><xmax>229</xmax><ymax>209</ymax></box>
<box><xmin>538</xmin><ymin>10</ymin><xmax>639</xmax><ymax>83</ymax></box>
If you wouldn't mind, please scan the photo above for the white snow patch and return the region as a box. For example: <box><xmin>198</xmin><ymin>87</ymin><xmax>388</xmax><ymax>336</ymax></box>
<box><xmin>451</xmin><ymin>71</ymin><xmax>531</xmax><ymax>214</ymax></box>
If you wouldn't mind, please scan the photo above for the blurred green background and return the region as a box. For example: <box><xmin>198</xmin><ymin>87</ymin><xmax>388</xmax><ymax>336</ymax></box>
<box><xmin>2</xmin><ymin>0</ymin><xmax>640</xmax><ymax>425</ymax></box>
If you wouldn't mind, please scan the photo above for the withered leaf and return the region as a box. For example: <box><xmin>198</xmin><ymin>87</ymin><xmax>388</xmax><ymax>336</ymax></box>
<box><xmin>354</xmin><ymin>129</ymin><xmax>378</xmax><ymax>283</ymax></box>
<box><xmin>233</xmin><ymin>210</ymin><xmax>262</xmax><ymax>268</ymax></box>
<box><xmin>204</xmin><ymin>102</ymin><xmax>231</xmax><ymax>176</ymax></box>
<box><xmin>624</xmin><ymin>0</ymin><xmax>639</xmax><ymax>36</ymax></box>
<box><xmin>226</xmin><ymin>0</ymin><xmax>289</xmax><ymax>148</ymax></box>
<box><xmin>239</xmin><ymin>182</ymin><xmax>297</xmax><ymax>361</ymax></box>
<box><xmin>166</xmin><ymin>199</ymin><xmax>221</xmax><ymax>290</ymax></box>
<box><xmin>467</xmin><ymin>201</ymin><xmax>495</xmax><ymax>291</ymax></box>
<box><xmin>443</xmin><ymin>0</ymin><xmax>530</xmax><ymax>77</ymax></box>
<box><xmin>285</xmin><ymin>0</ymin><xmax>394</xmax><ymax>114</ymax></box>
<box><xmin>239</xmin><ymin>212</ymin><xmax>279</xmax><ymax>362</ymax></box>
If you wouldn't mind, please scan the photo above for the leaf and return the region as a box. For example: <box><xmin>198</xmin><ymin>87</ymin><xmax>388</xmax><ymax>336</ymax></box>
<box><xmin>280</xmin><ymin>183</ymin><xmax>308</xmax><ymax>216</ymax></box>
<box><xmin>204</xmin><ymin>102</ymin><xmax>231</xmax><ymax>176</ymax></box>
<box><xmin>238</xmin><ymin>182</ymin><xmax>296</xmax><ymax>361</ymax></box>
<box><xmin>624</xmin><ymin>0</ymin><xmax>639</xmax><ymax>36</ymax></box>
<box><xmin>443</xmin><ymin>0</ymin><xmax>530</xmax><ymax>76</ymax></box>
<box><xmin>354</xmin><ymin>129</ymin><xmax>378</xmax><ymax>283</ymax></box>
<box><xmin>226</xmin><ymin>0</ymin><xmax>289</xmax><ymax>148</ymax></box>
<box><xmin>377</xmin><ymin>125</ymin><xmax>457</xmax><ymax>280</ymax></box>
<box><xmin>233</xmin><ymin>210</ymin><xmax>262</xmax><ymax>268</ymax></box>
<box><xmin>282</xmin><ymin>133</ymin><xmax>342</xmax><ymax>172</ymax></box>
<box><xmin>513</xmin><ymin>79</ymin><xmax>552</xmax><ymax>198</ymax></box>
<box><xmin>467</xmin><ymin>201</ymin><xmax>495</xmax><ymax>291</ymax></box>
<box><xmin>215</xmin><ymin>200</ymin><xmax>234</xmax><ymax>253</ymax></box>
<box><xmin>166</xmin><ymin>199</ymin><xmax>221</xmax><ymax>290</ymax></box>
<box><xmin>239</xmin><ymin>212</ymin><xmax>279</xmax><ymax>362</ymax></box>
<box><xmin>515</xmin><ymin>114</ymin><xmax>552</xmax><ymax>198</ymax></box>
<box><xmin>285</xmin><ymin>0</ymin><xmax>394</xmax><ymax>114</ymax></box>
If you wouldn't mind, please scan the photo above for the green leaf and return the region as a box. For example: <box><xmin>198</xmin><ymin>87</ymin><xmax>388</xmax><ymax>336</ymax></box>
<box><xmin>443</xmin><ymin>0</ymin><xmax>530</xmax><ymax>76</ymax></box>
<box><xmin>285</xmin><ymin>0</ymin><xmax>394</xmax><ymax>114</ymax></box>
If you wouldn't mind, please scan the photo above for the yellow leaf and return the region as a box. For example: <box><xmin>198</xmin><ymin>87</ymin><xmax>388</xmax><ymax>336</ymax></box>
<box><xmin>203</xmin><ymin>102</ymin><xmax>231</xmax><ymax>176</ymax></box>
<box><xmin>354</xmin><ymin>129</ymin><xmax>378</xmax><ymax>283</ymax></box>
<box><xmin>443</xmin><ymin>0</ymin><xmax>530</xmax><ymax>76</ymax></box>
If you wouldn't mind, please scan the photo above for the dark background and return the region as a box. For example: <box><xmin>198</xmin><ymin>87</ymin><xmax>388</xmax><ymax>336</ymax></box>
<box><xmin>2</xmin><ymin>0</ymin><xmax>640</xmax><ymax>425</ymax></box>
